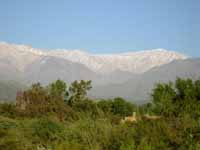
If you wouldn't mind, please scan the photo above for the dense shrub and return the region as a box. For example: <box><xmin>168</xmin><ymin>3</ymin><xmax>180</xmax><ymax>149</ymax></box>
<box><xmin>31</xmin><ymin>118</ymin><xmax>64</xmax><ymax>143</ymax></box>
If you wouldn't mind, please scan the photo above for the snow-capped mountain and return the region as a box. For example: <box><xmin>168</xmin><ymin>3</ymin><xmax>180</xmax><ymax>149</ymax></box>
<box><xmin>48</xmin><ymin>49</ymin><xmax>187</xmax><ymax>74</ymax></box>
<box><xmin>0</xmin><ymin>42</ymin><xmax>44</xmax><ymax>71</ymax></box>
<box><xmin>90</xmin><ymin>58</ymin><xmax>200</xmax><ymax>102</ymax></box>
<box><xmin>0</xmin><ymin>42</ymin><xmax>187</xmax><ymax>74</ymax></box>
<box><xmin>1</xmin><ymin>42</ymin><xmax>199</xmax><ymax>102</ymax></box>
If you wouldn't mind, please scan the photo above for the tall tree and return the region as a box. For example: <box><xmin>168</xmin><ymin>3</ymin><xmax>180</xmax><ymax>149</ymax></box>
<box><xmin>68</xmin><ymin>80</ymin><xmax>92</xmax><ymax>105</ymax></box>
<box><xmin>48</xmin><ymin>80</ymin><xmax>68</xmax><ymax>100</ymax></box>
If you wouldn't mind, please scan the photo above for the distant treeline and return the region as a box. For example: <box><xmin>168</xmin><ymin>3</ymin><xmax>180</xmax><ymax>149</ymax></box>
<box><xmin>0</xmin><ymin>78</ymin><xmax>200</xmax><ymax>150</ymax></box>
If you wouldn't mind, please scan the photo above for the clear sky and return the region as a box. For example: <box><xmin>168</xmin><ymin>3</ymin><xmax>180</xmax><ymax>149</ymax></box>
<box><xmin>0</xmin><ymin>0</ymin><xmax>199</xmax><ymax>57</ymax></box>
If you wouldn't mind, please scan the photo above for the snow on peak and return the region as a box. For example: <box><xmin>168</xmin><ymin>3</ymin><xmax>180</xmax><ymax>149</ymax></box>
<box><xmin>49</xmin><ymin>49</ymin><xmax>88</xmax><ymax>56</ymax></box>
<box><xmin>47</xmin><ymin>48</ymin><xmax>187</xmax><ymax>74</ymax></box>
<box><xmin>0</xmin><ymin>42</ymin><xmax>187</xmax><ymax>74</ymax></box>
<box><xmin>0</xmin><ymin>41</ymin><xmax>45</xmax><ymax>56</ymax></box>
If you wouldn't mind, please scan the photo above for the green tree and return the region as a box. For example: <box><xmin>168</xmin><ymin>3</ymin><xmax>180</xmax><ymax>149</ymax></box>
<box><xmin>97</xmin><ymin>99</ymin><xmax>113</xmax><ymax>114</ymax></box>
<box><xmin>112</xmin><ymin>97</ymin><xmax>135</xmax><ymax>117</ymax></box>
<box><xmin>68</xmin><ymin>80</ymin><xmax>92</xmax><ymax>105</ymax></box>
<box><xmin>152</xmin><ymin>82</ymin><xmax>176</xmax><ymax>116</ymax></box>
<box><xmin>195</xmin><ymin>80</ymin><xmax>200</xmax><ymax>100</ymax></box>
<box><xmin>48</xmin><ymin>79</ymin><xmax>68</xmax><ymax>100</ymax></box>
<box><xmin>175</xmin><ymin>78</ymin><xmax>196</xmax><ymax>101</ymax></box>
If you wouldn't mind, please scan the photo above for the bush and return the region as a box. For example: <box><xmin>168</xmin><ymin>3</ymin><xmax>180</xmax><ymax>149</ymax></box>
<box><xmin>31</xmin><ymin>118</ymin><xmax>64</xmax><ymax>144</ymax></box>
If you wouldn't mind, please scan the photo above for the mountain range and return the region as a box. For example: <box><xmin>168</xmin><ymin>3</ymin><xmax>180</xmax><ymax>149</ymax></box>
<box><xmin>90</xmin><ymin>58</ymin><xmax>200</xmax><ymax>102</ymax></box>
<box><xmin>0</xmin><ymin>41</ymin><xmax>199</xmax><ymax>102</ymax></box>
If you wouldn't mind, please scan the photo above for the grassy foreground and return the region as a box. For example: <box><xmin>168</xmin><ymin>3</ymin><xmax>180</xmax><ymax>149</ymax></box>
<box><xmin>0</xmin><ymin>78</ymin><xmax>200</xmax><ymax>150</ymax></box>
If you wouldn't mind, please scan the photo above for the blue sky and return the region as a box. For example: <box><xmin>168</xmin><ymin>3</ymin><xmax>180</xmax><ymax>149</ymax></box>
<box><xmin>0</xmin><ymin>0</ymin><xmax>199</xmax><ymax>57</ymax></box>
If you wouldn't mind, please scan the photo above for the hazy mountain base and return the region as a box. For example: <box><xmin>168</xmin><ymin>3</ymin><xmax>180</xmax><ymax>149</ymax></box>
<box><xmin>0</xmin><ymin>58</ymin><xmax>200</xmax><ymax>103</ymax></box>
<box><xmin>0</xmin><ymin>80</ymin><xmax>26</xmax><ymax>102</ymax></box>
<box><xmin>90</xmin><ymin>58</ymin><xmax>200</xmax><ymax>101</ymax></box>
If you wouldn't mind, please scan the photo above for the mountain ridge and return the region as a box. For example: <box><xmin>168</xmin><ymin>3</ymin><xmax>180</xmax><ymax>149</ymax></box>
<box><xmin>90</xmin><ymin>58</ymin><xmax>200</xmax><ymax>102</ymax></box>
<box><xmin>0</xmin><ymin>41</ymin><xmax>187</xmax><ymax>74</ymax></box>
<box><xmin>0</xmin><ymin>41</ymin><xmax>195</xmax><ymax>102</ymax></box>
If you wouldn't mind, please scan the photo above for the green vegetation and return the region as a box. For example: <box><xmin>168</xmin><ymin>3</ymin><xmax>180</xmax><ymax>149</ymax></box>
<box><xmin>0</xmin><ymin>78</ymin><xmax>200</xmax><ymax>150</ymax></box>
